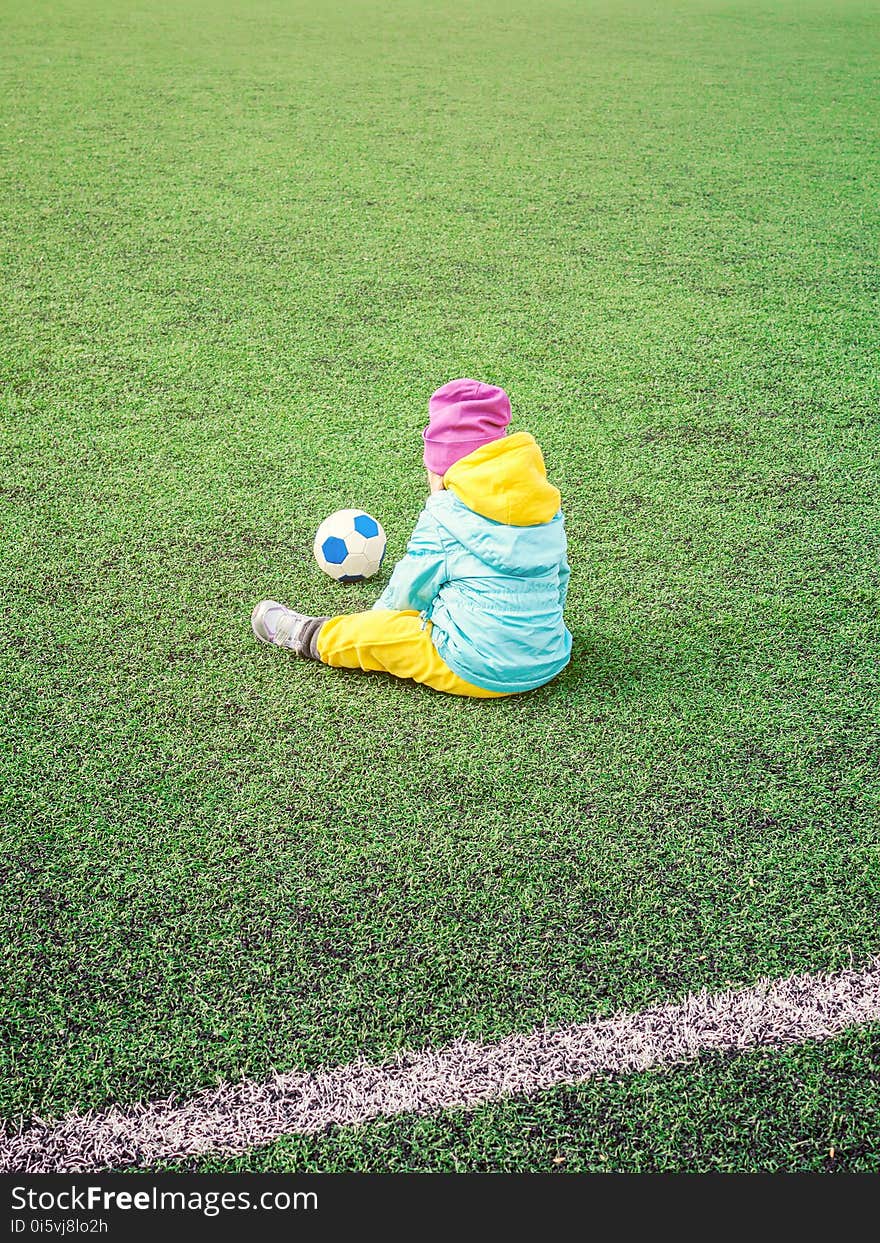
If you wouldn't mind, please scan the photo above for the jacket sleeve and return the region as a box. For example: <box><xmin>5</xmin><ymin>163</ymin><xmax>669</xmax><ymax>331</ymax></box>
<box><xmin>372</xmin><ymin>508</ymin><xmax>448</xmax><ymax>613</ymax></box>
<box><xmin>558</xmin><ymin>526</ymin><xmax>571</xmax><ymax>609</ymax></box>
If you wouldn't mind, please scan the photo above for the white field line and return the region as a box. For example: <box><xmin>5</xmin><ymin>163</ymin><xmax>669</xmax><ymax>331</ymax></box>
<box><xmin>3</xmin><ymin>959</ymin><xmax>879</xmax><ymax>1172</ymax></box>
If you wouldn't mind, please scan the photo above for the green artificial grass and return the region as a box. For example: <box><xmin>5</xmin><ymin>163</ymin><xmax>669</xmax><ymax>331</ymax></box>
<box><xmin>1</xmin><ymin>0</ymin><xmax>879</xmax><ymax>1170</ymax></box>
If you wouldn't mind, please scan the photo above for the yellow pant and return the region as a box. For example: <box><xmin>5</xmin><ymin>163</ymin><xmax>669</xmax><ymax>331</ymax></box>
<box><xmin>316</xmin><ymin>610</ymin><xmax>506</xmax><ymax>698</ymax></box>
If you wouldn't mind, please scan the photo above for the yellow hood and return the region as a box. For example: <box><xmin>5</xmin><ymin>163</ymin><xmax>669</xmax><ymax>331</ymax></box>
<box><xmin>443</xmin><ymin>432</ymin><xmax>561</xmax><ymax>527</ymax></box>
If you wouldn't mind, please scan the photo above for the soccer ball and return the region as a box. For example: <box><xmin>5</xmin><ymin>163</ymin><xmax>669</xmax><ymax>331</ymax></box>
<box><xmin>313</xmin><ymin>509</ymin><xmax>386</xmax><ymax>582</ymax></box>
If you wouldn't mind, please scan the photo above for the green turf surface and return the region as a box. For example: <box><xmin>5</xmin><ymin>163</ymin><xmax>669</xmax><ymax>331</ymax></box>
<box><xmin>2</xmin><ymin>0</ymin><xmax>879</xmax><ymax>1170</ymax></box>
<box><xmin>160</xmin><ymin>1024</ymin><xmax>880</xmax><ymax>1173</ymax></box>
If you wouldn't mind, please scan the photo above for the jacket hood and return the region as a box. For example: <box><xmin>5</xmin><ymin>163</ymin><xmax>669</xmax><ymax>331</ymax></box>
<box><xmin>443</xmin><ymin>432</ymin><xmax>561</xmax><ymax>526</ymax></box>
<box><xmin>429</xmin><ymin>432</ymin><xmax>565</xmax><ymax>576</ymax></box>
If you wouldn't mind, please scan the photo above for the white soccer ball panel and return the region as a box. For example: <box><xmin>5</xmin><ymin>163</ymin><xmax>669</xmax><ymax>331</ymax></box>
<box><xmin>342</xmin><ymin>551</ymin><xmax>370</xmax><ymax>578</ymax></box>
<box><xmin>334</xmin><ymin>508</ymin><xmax>361</xmax><ymax>535</ymax></box>
<box><xmin>362</xmin><ymin>532</ymin><xmax>386</xmax><ymax>573</ymax></box>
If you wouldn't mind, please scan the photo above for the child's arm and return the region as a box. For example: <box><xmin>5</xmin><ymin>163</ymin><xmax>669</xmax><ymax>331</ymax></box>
<box><xmin>372</xmin><ymin>509</ymin><xmax>448</xmax><ymax>613</ymax></box>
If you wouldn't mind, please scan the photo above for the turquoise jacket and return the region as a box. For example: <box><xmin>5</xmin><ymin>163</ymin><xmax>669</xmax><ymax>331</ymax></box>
<box><xmin>373</xmin><ymin>432</ymin><xmax>572</xmax><ymax>693</ymax></box>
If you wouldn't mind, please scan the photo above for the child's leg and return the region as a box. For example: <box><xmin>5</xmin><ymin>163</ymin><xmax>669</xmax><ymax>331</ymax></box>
<box><xmin>317</xmin><ymin>609</ymin><xmax>506</xmax><ymax>698</ymax></box>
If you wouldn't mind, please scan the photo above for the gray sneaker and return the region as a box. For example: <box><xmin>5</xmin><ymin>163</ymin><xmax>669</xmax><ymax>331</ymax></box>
<box><xmin>251</xmin><ymin>600</ymin><xmax>326</xmax><ymax>659</ymax></box>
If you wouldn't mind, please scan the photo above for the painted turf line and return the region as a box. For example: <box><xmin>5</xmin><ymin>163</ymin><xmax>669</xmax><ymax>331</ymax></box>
<box><xmin>3</xmin><ymin>959</ymin><xmax>879</xmax><ymax>1172</ymax></box>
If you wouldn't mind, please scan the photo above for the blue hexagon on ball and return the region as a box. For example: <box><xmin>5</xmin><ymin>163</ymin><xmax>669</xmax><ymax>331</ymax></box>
<box><xmin>320</xmin><ymin>536</ymin><xmax>348</xmax><ymax>565</ymax></box>
<box><xmin>353</xmin><ymin>513</ymin><xmax>380</xmax><ymax>540</ymax></box>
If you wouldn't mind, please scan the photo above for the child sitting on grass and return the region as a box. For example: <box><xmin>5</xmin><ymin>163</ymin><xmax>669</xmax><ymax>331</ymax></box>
<box><xmin>252</xmin><ymin>379</ymin><xmax>571</xmax><ymax>697</ymax></box>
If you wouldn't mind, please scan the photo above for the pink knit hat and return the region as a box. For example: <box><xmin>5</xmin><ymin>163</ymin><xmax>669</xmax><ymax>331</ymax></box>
<box><xmin>423</xmin><ymin>379</ymin><xmax>511</xmax><ymax>476</ymax></box>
